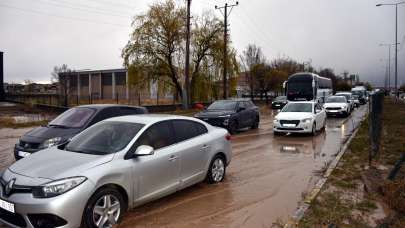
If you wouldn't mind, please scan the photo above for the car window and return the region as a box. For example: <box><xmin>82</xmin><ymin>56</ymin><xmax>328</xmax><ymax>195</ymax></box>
<box><xmin>207</xmin><ymin>101</ymin><xmax>237</xmax><ymax>110</ymax></box>
<box><xmin>135</xmin><ymin>121</ymin><xmax>175</xmax><ymax>150</ymax></box>
<box><xmin>244</xmin><ymin>101</ymin><xmax>252</xmax><ymax>108</ymax></box>
<box><xmin>90</xmin><ymin>107</ymin><xmax>121</xmax><ymax>124</ymax></box>
<box><xmin>120</xmin><ymin>107</ymin><xmax>144</xmax><ymax>115</ymax></box>
<box><xmin>238</xmin><ymin>102</ymin><xmax>246</xmax><ymax>109</ymax></box>
<box><xmin>49</xmin><ymin>107</ymin><xmax>95</xmax><ymax>128</ymax></box>
<box><xmin>172</xmin><ymin>120</ymin><xmax>208</xmax><ymax>143</ymax></box>
<box><xmin>65</xmin><ymin>121</ymin><xmax>144</xmax><ymax>155</ymax></box>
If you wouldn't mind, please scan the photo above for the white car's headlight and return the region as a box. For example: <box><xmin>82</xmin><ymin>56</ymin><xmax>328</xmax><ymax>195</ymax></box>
<box><xmin>33</xmin><ymin>176</ymin><xmax>87</xmax><ymax>198</ymax></box>
<box><xmin>302</xmin><ymin>118</ymin><xmax>312</xmax><ymax>124</ymax></box>
<box><xmin>218</xmin><ymin>114</ymin><xmax>231</xmax><ymax>118</ymax></box>
<box><xmin>40</xmin><ymin>137</ymin><xmax>62</xmax><ymax>148</ymax></box>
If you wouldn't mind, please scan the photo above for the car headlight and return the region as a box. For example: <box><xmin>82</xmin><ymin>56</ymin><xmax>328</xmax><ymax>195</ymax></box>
<box><xmin>40</xmin><ymin>137</ymin><xmax>62</xmax><ymax>148</ymax></box>
<box><xmin>302</xmin><ymin>118</ymin><xmax>312</xmax><ymax>124</ymax></box>
<box><xmin>33</xmin><ymin>176</ymin><xmax>87</xmax><ymax>198</ymax></box>
<box><xmin>218</xmin><ymin>114</ymin><xmax>231</xmax><ymax>118</ymax></box>
<box><xmin>273</xmin><ymin>119</ymin><xmax>279</xmax><ymax>123</ymax></box>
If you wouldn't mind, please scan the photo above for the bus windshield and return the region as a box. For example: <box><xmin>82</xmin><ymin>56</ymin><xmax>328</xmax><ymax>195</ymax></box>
<box><xmin>287</xmin><ymin>81</ymin><xmax>313</xmax><ymax>101</ymax></box>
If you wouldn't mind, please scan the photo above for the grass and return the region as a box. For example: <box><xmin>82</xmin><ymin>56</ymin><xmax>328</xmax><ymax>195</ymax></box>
<box><xmin>299</xmin><ymin>98</ymin><xmax>405</xmax><ymax>227</ymax></box>
<box><xmin>0</xmin><ymin>117</ymin><xmax>48</xmax><ymax>129</ymax></box>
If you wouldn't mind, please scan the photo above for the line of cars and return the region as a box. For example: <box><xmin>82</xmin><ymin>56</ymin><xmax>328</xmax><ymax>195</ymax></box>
<box><xmin>1</xmin><ymin>104</ymin><xmax>233</xmax><ymax>228</ymax></box>
<box><xmin>272</xmin><ymin>90</ymin><xmax>367</xmax><ymax>136</ymax></box>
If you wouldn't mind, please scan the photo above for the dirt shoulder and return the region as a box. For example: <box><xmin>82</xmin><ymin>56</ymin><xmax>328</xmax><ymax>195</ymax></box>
<box><xmin>299</xmin><ymin>98</ymin><xmax>405</xmax><ymax>227</ymax></box>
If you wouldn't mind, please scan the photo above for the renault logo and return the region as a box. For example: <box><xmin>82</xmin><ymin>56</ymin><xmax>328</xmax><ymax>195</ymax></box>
<box><xmin>5</xmin><ymin>178</ymin><xmax>16</xmax><ymax>196</ymax></box>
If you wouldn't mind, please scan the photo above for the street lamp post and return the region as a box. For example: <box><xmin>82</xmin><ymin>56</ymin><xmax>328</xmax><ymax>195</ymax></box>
<box><xmin>377</xmin><ymin>1</ymin><xmax>405</xmax><ymax>98</ymax></box>
<box><xmin>379</xmin><ymin>43</ymin><xmax>397</xmax><ymax>92</ymax></box>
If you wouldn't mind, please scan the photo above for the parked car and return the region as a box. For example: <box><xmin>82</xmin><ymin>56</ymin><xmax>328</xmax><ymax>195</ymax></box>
<box><xmin>324</xmin><ymin>96</ymin><xmax>351</xmax><ymax>117</ymax></box>
<box><xmin>14</xmin><ymin>104</ymin><xmax>148</xmax><ymax>160</ymax></box>
<box><xmin>0</xmin><ymin>115</ymin><xmax>232</xmax><ymax>228</ymax></box>
<box><xmin>271</xmin><ymin>96</ymin><xmax>288</xmax><ymax>109</ymax></box>
<box><xmin>194</xmin><ymin>99</ymin><xmax>260</xmax><ymax>134</ymax></box>
<box><xmin>351</xmin><ymin>95</ymin><xmax>361</xmax><ymax>107</ymax></box>
<box><xmin>273</xmin><ymin>101</ymin><xmax>326</xmax><ymax>135</ymax></box>
<box><xmin>335</xmin><ymin>92</ymin><xmax>355</xmax><ymax>111</ymax></box>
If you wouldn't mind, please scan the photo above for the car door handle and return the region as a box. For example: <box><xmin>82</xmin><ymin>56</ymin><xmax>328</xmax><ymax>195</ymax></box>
<box><xmin>202</xmin><ymin>145</ymin><xmax>209</xmax><ymax>150</ymax></box>
<box><xmin>168</xmin><ymin>155</ymin><xmax>178</xmax><ymax>162</ymax></box>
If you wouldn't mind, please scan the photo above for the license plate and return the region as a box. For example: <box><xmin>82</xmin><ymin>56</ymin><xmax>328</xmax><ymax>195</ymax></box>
<box><xmin>283</xmin><ymin>124</ymin><xmax>296</xmax><ymax>127</ymax></box>
<box><xmin>18</xmin><ymin>151</ymin><xmax>31</xmax><ymax>157</ymax></box>
<box><xmin>0</xmin><ymin>198</ymin><xmax>15</xmax><ymax>213</ymax></box>
<box><xmin>328</xmin><ymin>110</ymin><xmax>338</xmax><ymax>113</ymax></box>
<box><xmin>275</xmin><ymin>104</ymin><xmax>280</xmax><ymax>106</ymax></box>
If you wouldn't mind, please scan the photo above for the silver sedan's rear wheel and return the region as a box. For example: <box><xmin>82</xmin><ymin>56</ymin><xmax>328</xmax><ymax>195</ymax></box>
<box><xmin>207</xmin><ymin>155</ymin><xmax>226</xmax><ymax>184</ymax></box>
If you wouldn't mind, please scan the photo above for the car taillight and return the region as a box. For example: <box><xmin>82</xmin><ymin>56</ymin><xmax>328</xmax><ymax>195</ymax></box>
<box><xmin>225</xmin><ymin>134</ymin><xmax>231</xmax><ymax>141</ymax></box>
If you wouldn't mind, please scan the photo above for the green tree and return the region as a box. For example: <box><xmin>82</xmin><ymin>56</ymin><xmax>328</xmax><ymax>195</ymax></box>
<box><xmin>122</xmin><ymin>0</ymin><xmax>186</xmax><ymax>102</ymax></box>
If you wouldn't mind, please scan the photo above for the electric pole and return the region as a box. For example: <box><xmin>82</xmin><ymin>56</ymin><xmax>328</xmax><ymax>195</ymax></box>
<box><xmin>215</xmin><ymin>1</ymin><xmax>238</xmax><ymax>99</ymax></box>
<box><xmin>183</xmin><ymin>0</ymin><xmax>192</xmax><ymax>109</ymax></box>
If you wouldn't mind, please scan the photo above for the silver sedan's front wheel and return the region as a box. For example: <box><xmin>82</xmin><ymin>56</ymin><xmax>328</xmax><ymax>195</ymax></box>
<box><xmin>207</xmin><ymin>155</ymin><xmax>226</xmax><ymax>184</ymax></box>
<box><xmin>83</xmin><ymin>187</ymin><xmax>126</xmax><ymax>228</ymax></box>
<box><xmin>93</xmin><ymin>194</ymin><xmax>121</xmax><ymax>228</ymax></box>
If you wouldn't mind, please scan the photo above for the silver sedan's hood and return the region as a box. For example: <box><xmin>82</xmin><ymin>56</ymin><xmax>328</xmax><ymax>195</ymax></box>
<box><xmin>8</xmin><ymin>147</ymin><xmax>114</xmax><ymax>181</ymax></box>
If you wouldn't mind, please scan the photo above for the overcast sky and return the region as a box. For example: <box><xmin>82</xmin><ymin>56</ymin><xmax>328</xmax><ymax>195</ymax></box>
<box><xmin>1</xmin><ymin>0</ymin><xmax>404</xmax><ymax>86</ymax></box>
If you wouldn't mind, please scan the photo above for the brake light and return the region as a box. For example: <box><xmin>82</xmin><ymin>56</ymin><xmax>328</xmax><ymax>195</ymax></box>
<box><xmin>225</xmin><ymin>134</ymin><xmax>231</xmax><ymax>141</ymax></box>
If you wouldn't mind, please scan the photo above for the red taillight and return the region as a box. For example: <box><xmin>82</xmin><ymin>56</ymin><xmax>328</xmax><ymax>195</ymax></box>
<box><xmin>225</xmin><ymin>134</ymin><xmax>232</xmax><ymax>141</ymax></box>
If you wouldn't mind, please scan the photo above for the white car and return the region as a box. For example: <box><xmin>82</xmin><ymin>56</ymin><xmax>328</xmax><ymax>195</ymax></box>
<box><xmin>335</xmin><ymin>92</ymin><xmax>355</xmax><ymax>111</ymax></box>
<box><xmin>273</xmin><ymin>101</ymin><xmax>327</xmax><ymax>135</ymax></box>
<box><xmin>324</xmin><ymin>96</ymin><xmax>351</xmax><ymax>117</ymax></box>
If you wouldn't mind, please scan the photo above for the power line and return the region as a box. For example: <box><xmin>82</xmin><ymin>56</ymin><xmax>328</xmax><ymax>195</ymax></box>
<box><xmin>34</xmin><ymin>0</ymin><xmax>132</xmax><ymax>18</ymax></box>
<box><xmin>84</xmin><ymin>0</ymin><xmax>137</xmax><ymax>9</ymax></box>
<box><xmin>0</xmin><ymin>3</ymin><xmax>129</xmax><ymax>27</ymax></box>
<box><xmin>47</xmin><ymin>0</ymin><xmax>133</xmax><ymax>15</ymax></box>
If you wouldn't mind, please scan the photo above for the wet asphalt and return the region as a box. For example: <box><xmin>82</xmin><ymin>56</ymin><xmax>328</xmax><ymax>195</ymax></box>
<box><xmin>0</xmin><ymin>105</ymin><xmax>367</xmax><ymax>227</ymax></box>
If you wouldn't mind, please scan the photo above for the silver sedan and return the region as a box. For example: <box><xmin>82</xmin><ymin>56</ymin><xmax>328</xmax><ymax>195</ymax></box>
<box><xmin>0</xmin><ymin>115</ymin><xmax>232</xmax><ymax>228</ymax></box>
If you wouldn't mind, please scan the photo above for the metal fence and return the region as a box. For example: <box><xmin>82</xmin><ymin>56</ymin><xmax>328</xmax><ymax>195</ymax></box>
<box><xmin>368</xmin><ymin>91</ymin><xmax>384</xmax><ymax>165</ymax></box>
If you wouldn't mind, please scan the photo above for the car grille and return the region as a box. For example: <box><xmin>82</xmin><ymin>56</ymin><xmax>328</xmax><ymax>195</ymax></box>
<box><xmin>280</xmin><ymin>120</ymin><xmax>300</xmax><ymax>126</ymax></box>
<box><xmin>0</xmin><ymin>207</ymin><xmax>26</xmax><ymax>227</ymax></box>
<box><xmin>326</xmin><ymin>107</ymin><xmax>341</xmax><ymax>110</ymax></box>
<box><xmin>0</xmin><ymin>179</ymin><xmax>33</xmax><ymax>196</ymax></box>
<box><xmin>19</xmin><ymin>141</ymin><xmax>40</xmax><ymax>150</ymax></box>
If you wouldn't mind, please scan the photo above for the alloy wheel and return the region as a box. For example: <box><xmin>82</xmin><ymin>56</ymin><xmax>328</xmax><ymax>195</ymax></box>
<box><xmin>92</xmin><ymin>194</ymin><xmax>121</xmax><ymax>228</ymax></box>
<box><xmin>211</xmin><ymin>158</ymin><xmax>225</xmax><ymax>182</ymax></box>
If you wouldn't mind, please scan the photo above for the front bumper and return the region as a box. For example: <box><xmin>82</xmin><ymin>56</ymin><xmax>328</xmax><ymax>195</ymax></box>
<box><xmin>273</xmin><ymin>120</ymin><xmax>313</xmax><ymax>133</ymax></box>
<box><xmin>325</xmin><ymin>109</ymin><xmax>346</xmax><ymax>115</ymax></box>
<box><xmin>0</xmin><ymin>179</ymin><xmax>95</xmax><ymax>228</ymax></box>
<box><xmin>196</xmin><ymin>117</ymin><xmax>231</xmax><ymax>128</ymax></box>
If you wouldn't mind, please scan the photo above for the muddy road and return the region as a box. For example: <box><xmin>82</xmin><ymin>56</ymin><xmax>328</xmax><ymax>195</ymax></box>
<box><xmin>0</xmin><ymin>105</ymin><xmax>367</xmax><ymax>227</ymax></box>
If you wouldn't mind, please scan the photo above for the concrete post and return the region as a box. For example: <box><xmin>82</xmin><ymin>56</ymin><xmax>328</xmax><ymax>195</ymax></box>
<box><xmin>126</xmin><ymin>71</ymin><xmax>129</xmax><ymax>100</ymax></box>
<box><xmin>112</xmin><ymin>72</ymin><xmax>116</xmax><ymax>100</ymax></box>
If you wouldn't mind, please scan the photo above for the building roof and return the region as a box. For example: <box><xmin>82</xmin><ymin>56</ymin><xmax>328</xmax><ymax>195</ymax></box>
<box><xmin>59</xmin><ymin>68</ymin><xmax>127</xmax><ymax>76</ymax></box>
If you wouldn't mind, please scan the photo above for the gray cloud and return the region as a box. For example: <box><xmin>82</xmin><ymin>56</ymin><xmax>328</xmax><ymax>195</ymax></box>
<box><xmin>1</xmin><ymin>0</ymin><xmax>404</xmax><ymax>86</ymax></box>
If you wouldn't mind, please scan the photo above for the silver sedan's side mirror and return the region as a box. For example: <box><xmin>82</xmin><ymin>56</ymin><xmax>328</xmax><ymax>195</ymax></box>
<box><xmin>134</xmin><ymin>145</ymin><xmax>154</xmax><ymax>157</ymax></box>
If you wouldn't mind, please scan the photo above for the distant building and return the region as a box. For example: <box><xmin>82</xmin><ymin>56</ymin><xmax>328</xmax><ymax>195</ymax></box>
<box><xmin>59</xmin><ymin>68</ymin><xmax>173</xmax><ymax>102</ymax></box>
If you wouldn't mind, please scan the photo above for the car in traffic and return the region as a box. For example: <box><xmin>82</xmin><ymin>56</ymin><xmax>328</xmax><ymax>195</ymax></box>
<box><xmin>0</xmin><ymin>115</ymin><xmax>232</xmax><ymax>228</ymax></box>
<box><xmin>273</xmin><ymin>101</ymin><xmax>326</xmax><ymax>135</ymax></box>
<box><xmin>14</xmin><ymin>104</ymin><xmax>148</xmax><ymax>160</ymax></box>
<box><xmin>351</xmin><ymin>95</ymin><xmax>361</xmax><ymax>107</ymax></box>
<box><xmin>271</xmin><ymin>96</ymin><xmax>288</xmax><ymax>109</ymax></box>
<box><xmin>323</xmin><ymin>96</ymin><xmax>351</xmax><ymax>117</ymax></box>
<box><xmin>194</xmin><ymin>99</ymin><xmax>260</xmax><ymax>134</ymax></box>
<box><xmin>335</xmin><ymin>92</ymin><xmax>355</xmax><ymax>111</ymax></box>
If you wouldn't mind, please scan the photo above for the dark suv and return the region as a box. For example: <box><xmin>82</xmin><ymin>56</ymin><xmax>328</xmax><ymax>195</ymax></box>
<box><xmin>194</xmin><ymin>99</ymin><xmax>260</xmax><ymax>134</ymax></box>
<box><xmin>14</xmin><ymin>104</ymin><xmax>147</xmax><ymax>160</ymax></box>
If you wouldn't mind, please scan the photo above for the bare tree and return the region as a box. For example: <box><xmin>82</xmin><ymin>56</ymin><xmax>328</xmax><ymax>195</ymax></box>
<box><xmin>51</xmin><ymin>64</ymin><xmax>73</xmax><ymax>106</ymax></box>
<box><xmin>240</xmin><ymin>44</ymin><xmax>265</xmax><ymax>99</ymax></box>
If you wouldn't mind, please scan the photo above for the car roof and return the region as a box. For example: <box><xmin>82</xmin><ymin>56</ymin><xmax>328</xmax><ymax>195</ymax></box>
<box><xmin>105</xmin><ymin>114</ymin><xmax>201</xmax><ymax>125</ymax></box>
<box><xmin>75</xmin><ymin>104</ymin><xmax>145</xmax><ymax>110</ymax></box>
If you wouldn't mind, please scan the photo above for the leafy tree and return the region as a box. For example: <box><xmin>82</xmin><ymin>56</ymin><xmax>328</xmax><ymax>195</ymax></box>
<box><xmin>240</xmin><ymin>44</ymin><xmax>265</xmax><ymax>99</ymax></box>
<box><xmin>122</xmin><ymin>0</ymin><xmax>186</xmax><ymax>102</ymax></box>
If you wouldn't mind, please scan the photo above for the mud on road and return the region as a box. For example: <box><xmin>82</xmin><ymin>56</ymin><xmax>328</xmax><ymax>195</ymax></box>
<box><xmin>0</xmin><ymin>105</ymin><xmax>367</xmax><ymax>228</ymax></box>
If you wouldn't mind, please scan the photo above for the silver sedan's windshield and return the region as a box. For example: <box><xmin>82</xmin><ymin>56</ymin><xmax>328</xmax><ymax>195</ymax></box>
<box><xmin>282</xmin><ymin>103</ymin><xmax>312</xmax><ymax>113</ymax></box>
<box><xmin>66</xmin><ymin>121</ymin><xmax>144</xmax><ymax>155</ymax></box>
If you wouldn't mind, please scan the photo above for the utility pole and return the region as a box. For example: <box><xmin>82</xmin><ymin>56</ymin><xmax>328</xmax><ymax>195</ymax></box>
<box><xmin>183</xmin><ymin>0</ymin><xmax>192</xmax><ymax>109</ymax></box>
<box><xmin>215</xmin><ymin>1</ymin><xmax>238</xmax><ymax>99</ymax></box>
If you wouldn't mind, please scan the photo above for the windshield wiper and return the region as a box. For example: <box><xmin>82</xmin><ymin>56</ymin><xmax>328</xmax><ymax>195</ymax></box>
<box><xmin>48</xmin><ymin>124</ymin><xmax>69</xmax><ymax>128</ymax></box>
